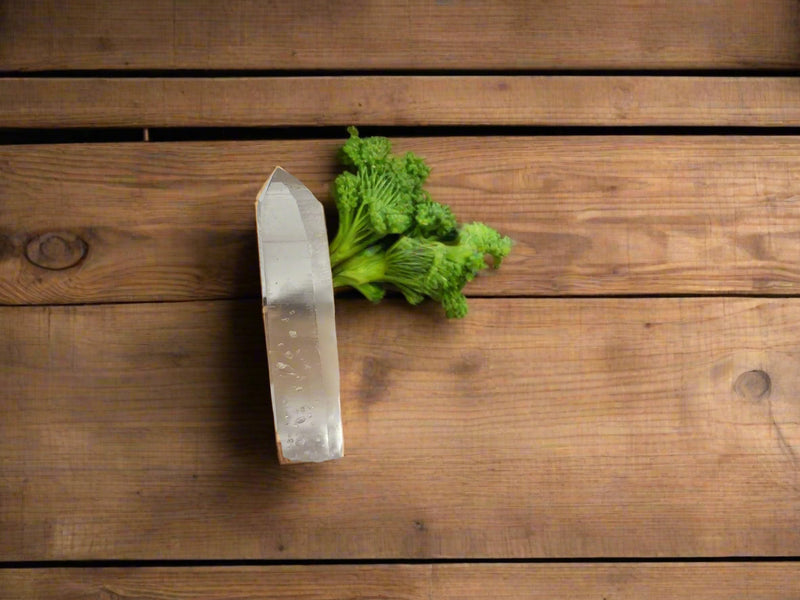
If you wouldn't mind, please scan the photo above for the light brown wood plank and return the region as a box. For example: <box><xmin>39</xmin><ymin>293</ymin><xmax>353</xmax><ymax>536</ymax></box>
<box><xmin>3</xmin><ymin>137</ymin><xmax>800</xmax><ymax>304</ymax></box>
<box><xmin>4</xmin><ymin>76</ymin><xmax>800</xmax><ymax>128</ymax></box>
<box><xmin>1</xmin><ymin>1</ymin><xmax>799</xmax><ymax>71</ymax></box>
<box><xmin>1</xmin><ymin>563</ymin><xmax>798</xmax><ymax>599</ymax></box>
<box><xmin>2</xmin><ymin>298</ymin><xmax>800</xmax><ymax>559</ymax></box>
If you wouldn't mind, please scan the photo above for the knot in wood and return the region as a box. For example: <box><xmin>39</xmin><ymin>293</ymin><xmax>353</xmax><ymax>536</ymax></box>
<box><xmin>25</xmin><ymin>231</ymin><xmax>87</xmax><ymax>270</ymax></box>
<box><xmin>734</xmin><ymin>369</ymin><xmax>771</xmax><ymax>401</ymax></box>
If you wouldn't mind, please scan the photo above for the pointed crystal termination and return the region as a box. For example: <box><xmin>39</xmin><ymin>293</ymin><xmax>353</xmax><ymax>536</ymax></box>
<box><xmin>256</xmin><ymin>167</ymin><xmax>343</xmax><ymax>463</ymax></box>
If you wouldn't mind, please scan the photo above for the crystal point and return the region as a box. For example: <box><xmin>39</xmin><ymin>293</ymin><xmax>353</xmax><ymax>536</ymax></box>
<box><xmin>256</xmin><ymin>167</ymin><xmax>343</xmax><ymax>463</ymax></box>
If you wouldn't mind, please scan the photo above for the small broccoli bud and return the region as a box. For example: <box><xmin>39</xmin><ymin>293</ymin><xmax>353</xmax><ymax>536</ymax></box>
<box><xmin>458</xmin><ymin>222</ymin><xmax>513</xmax><ymax>267</ymax></box>
<box><xmin>441</xmin><ymin>291</ymin><xmax>469</xmax><ymax>319</ymax></box>
<box><xmin>412</xmin><ymin>199</ymin><xmax>458</xmax><ymax>240</ymax></box>
<box><xmin>339</xmin><ymin>126</ymin><xmax>393</xmax><ymax>170</ymax></box>
<box><xmin>359</xmin><ymin>169</ymin><xmax>415</xmax><ymax>237</ymax></box>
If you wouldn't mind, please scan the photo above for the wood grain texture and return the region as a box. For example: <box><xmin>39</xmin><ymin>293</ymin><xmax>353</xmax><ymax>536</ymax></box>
<box><xmin>1</xmin><ymin>0</ymin><xmax>799</xmax><ymax>71</ymax></box>
<box><xmin>2</xmin><ymin>298</ymin><xmax>800</xmax><ymax>560</ymax></box>
<box><xmin>1</xmin><ymin>563</ymin><xmax>798</xmax><ymax>599</ymax></box>
<box><xmin>3</xmin><ymin>137</ymin><xmax>800</xmax><ymax>305</ymax></box>
<box><xmin>4</xmin><ymin>76</ymin><xmax>800</xmax><ymax>128</ymax></box>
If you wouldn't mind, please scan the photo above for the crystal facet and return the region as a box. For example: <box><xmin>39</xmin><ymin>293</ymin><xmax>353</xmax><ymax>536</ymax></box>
<box><xmin>256</xmin><ymin>167</ymin><xmax>343</xmax><ymax>463</ymax></box>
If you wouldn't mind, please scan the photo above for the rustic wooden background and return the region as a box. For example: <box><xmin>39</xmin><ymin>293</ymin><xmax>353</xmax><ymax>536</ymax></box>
<box><xmin>2</xmin><ymin>1</ymin><xmax>800</xmax><ymax>597</ymax></box>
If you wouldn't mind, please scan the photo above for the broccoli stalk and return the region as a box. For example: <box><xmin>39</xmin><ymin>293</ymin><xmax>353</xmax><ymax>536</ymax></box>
<box><xmin>330</xmin><ymin>245</ymin><xmax>387</xmax><ymax>303</ymax></box>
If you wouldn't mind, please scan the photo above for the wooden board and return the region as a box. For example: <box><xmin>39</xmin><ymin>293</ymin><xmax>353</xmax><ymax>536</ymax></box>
<box><xmin>1</xmin><ymin>1</ymin><xmax>799</xmax><ymax>71</ymax></box>
<box><xmin>3</xmin><ymin>137</ymin><xmax>800</xmax><ymax>305</ymax></box>
<box><xmin>2</xmin><ymin>563</ymin><xmax>798</xmax><ymax>600</ymax></box>
<box><xmin>4</xmin><ymin>76</ymin><xmax>800</xmax><ymax>128</ymax></box>
<box><xmin>2</xmin><ymin>298</ymin><xmax>800</xmax><ymax>560</ymax></box>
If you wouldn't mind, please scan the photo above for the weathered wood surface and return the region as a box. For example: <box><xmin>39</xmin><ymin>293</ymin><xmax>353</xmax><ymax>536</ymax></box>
<box><xmin>2</xmin><ymin>0</ymin><xmax>799</xmax><ymax>595</ymax></box>
<box><xmin>4</xmin><ymin>76</ymin><xmax>800</xmax><ymax>128</ymax></box>
<box><xmin>2</xmin><ymin>298</ymin><xmax>799</xmax><ymax>560</ymax></box>
<box><xmin>2</xmin><ymin>563</ymin><xmax>798</xmax><ymax>600</ymax></box>
<box><xmin>2</xmin><ymin>1</ymin><xmax>799</xmax><ymax>71</ymax></box>
<box><xmin>3</xmin><ymin>137</ymin><xmax>800</xmax><ymax>305</ymax></box>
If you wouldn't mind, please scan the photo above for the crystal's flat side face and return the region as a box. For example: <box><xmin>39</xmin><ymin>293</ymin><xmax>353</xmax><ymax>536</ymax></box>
<box><xmin>256</xmin><ymin>168</ymin><xmax>343</xmax><ymax>463</ymax></box>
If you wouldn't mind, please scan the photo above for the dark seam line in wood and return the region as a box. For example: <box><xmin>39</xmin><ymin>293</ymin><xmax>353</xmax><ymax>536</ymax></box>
<box><xmin>6</xmin><ymin>125</ymin><xmax>800</xmax><ymax>146</ymax></box>
<box><xmin>2</xmin><ymin>68</ymin><xmax>800</xmax><ymax>78</ymax></box>
<box><xmin>1</xmin><ymin>556</ymin><xmax>800</xmax><ymax>569</ymax></box>
<box><xmin>6</xmin><ymin>293</ymin><xmax>800</xmax><ymax>310</ymax></box>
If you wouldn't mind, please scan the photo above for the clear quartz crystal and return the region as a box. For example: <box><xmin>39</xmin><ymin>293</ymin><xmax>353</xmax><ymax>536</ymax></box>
<box><xmin>256</xmin><ymin>168</ymin><xmax>343</xmax><ymax>462</ymax></box>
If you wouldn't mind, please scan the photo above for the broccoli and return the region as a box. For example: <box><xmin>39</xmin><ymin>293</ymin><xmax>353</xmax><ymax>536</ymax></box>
<box><xmin>329</xmin><ymin>128</ymin><xmax>512</xmax><ymax>318</ymax></box>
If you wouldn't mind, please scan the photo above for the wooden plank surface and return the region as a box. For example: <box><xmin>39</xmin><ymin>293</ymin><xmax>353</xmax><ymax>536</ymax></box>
<box><xmin>2</xmin><ymin>297</ymin><xmax>800</xmax><ymax>560</ymax></box>
<box><xmin>2</xmin><ymin>563</ymin><xmax>798</xmax><ymax>600</ymax></box>
<box><xmin>1</xmin><ymin>1</ymin><xmax>799</xmax><ymax>71</ymax></box>
<box><xmin>4</xmin><ymin>76</ymin><xmax>800</xmax><ymax>128</ymax></box>
<box><xmin>3</xmin><ymin>137</ymin><xmax>800</xmax><ymax>305</ymax></box>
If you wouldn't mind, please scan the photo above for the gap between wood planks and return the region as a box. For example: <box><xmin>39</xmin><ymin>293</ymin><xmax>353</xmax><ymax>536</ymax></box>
<box><xmin>2</xmin><ymin>557</ymin><xmax>800</xmax><ymax>568</ymax></box>
<box><xmin>10</xmin><ymin>293</ymin><xmax>800</xmax><ymax>311</ymax></box>
<box><xmin>3</xmin><ymin>68</ymin><xmax>800</xmax><ymax>77</ymax></box>
<box><xmin>5</xmin><ymin>125</ymin><xmax>800</xmax><ymax>146</ymax></box>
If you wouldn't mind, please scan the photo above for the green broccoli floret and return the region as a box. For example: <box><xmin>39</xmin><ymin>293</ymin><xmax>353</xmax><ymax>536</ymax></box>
<box><xmin>411</xmin><ymin>196</ymin><xmax>458</xmax><ymax>240</ymax></box>
<box><xmin>338</xmin><ymin>126</ymin><xmax>392</xmax><ymax>170</ymax></box>
<box><xmin>327</xmin><ymin>164</ymin><xmax>414</xmax><ymax>267</ymax></box>
<box><xmin>458</xmin><ymin>222</ymin><xmax>513</xmax><ymax>267</ymax></box>
<box><xmin>328</xmin><ymin>128</ymin><xmax>431</xmax><ymax>268</ymax></box>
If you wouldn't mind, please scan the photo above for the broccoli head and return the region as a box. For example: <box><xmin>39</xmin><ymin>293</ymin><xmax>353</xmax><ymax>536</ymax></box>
<box><xmin>328</xmin><ymin>128</ymin><xmax>436</xmax><ymax>268</ymax></box>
